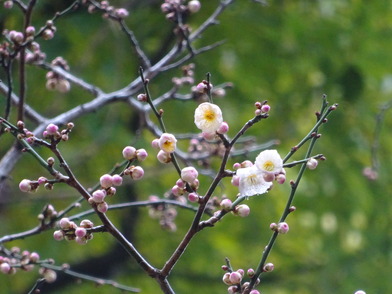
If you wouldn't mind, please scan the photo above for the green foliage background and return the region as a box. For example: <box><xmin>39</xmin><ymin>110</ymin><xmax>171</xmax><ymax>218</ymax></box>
<box><xmin>1</xmin><ymin>0</ymin><xmax>391</xmax><ymax>293</ymax></box>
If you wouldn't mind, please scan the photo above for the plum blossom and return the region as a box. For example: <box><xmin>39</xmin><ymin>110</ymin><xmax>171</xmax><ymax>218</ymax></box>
<box><xmin>236</xmin><ymin>166</ymin><xmax>272</xmax><ymax>197</ymax></box>
<box><xmin>194</xmin><ymin>102</ymin><xmax>223</xmax><ymax>133</ymax></box>
<box><xmin>255</xmin><ymin>149</ymin><xmax>283</xmax><ymax>175</ymax></box>
<box><xmin>159</xmin><ymin>133</ymin><xmax>177</xmax><ymax>153</ymax></box>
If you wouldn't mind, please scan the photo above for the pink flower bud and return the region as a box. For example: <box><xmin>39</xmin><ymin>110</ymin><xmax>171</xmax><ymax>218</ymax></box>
<box><xmin>222</xmin><ymin>272</ymin><xmax>232</xmax><ymax>285</ymax></box>
<box><xmin>229</xmin><ymin>271</ymin><xmax>242</xmax><ymax>284</ymax></box>
<box><xmin>92</xmin><ymin>189</ymin><xmax>106</xmax><ymax>203</ymax></box>
<box><xmin>130</xmin><ymin>166</ymin><xmax>144</xmax><ymax>180</ymax></box>
<box><xmin>111</xmin><ymin>174</ymin><xmax>123</xmax><ymax>186</ymax></box>
<box><xmin>176</xmin><ymin>179</ymin><xmax>185</xmax><ymax>189</ymax></box>
<box><xmin>42</xmin><ymin>29</ymin><xmax>54</xmax><ymax>40</ymax></box>
<box><xmin>75</xmin><ymin>236</ymin><xmax>88</xmax><ymax>245</ymax></box>
<box><xmin>115</xmin><ymin>8</ymin><xmax>129</xmax><ymax>19</ymax></box>
<box><xmin>122</xmin><ymin>146</ymin><xmax>136</xmax><ymax>160</ymax></box>
<box><xmin>250</xmin><ymin>290</ymin><xmax>260</xmax><ymax>294</ymax></box>
<box><xmin>108</xmin><ymin>186</ymin><xmax>117</xmax><ymax>195</ymax></box>
<box><xmin>231</xmin><ymin>175</ymin><xmax>240</xmax><ymax>187</ymax></box>
<box><xmin>261</xmin><ymin>104</ymin><xmax>271</xmax><ymax>113</ymax></box>
<box><xmin>53</xmin><ymin>230</ymin><xmax>64</xmax><ymax>241</ymax></box>
<box><xmin>220</xmin><ymin>199</ymin><xmax>232</xmax><ymax>210</ymax></box>
<box><xmin>306</xmin><ymin>158</ymin><xmax>318</xmax><ymax>170</ymax></box>
<box><xmin>233</xmin><ymin>162</ymin><xmax>241</xmax><ymax>170</ymax></box>
<box><xmin>137</xmin><ymin>93</ymin><xmax>147</xmax><ymax>102</ymax></box>
<box><xmin>59</xmin><ymin>218</ymin><xmax>71</xmax><ymax>229</ymax></box>
<box><xmin>190</xmin><ymin>178</ymin><xmax>199</xmax><ymax>190</ymax></box>
<box><xmin>11</xmin><ymin>31</ymin><xmax>24</xmax><ymax>44</ymax></box>
<box><xmin>80</xmin><ymin>219</ymin><xmax>94</xmax><ymax>228</ymax></box>
<box><xmin>277</xmin><ymin>222</ymin><xmax>289</xmax><ymax>234</ymax></box>
<box><xmin>171</xmin><ymin>185</ymin><xmax>183</xmax><ymax>197</ymax></box>
<box><xmin>157</xmin><ymin>150</ymin><xmax>171</xmax><ymax>163</ymax></box>
<box><xmin>99</xmin><ymin>174</ymin><xmax>113</xmax><ymax>188</ymax></box>
<box><xmin>136</xmin><ymin>148</ymin><xmax>148</xmax><ymax>161</ymax></box>
<box><xmin>19</xmin><ymin>179</ymin><xmax>32</xmax><ymax>192</ymax></box>
<box><xmin>45</xmin><ymin>123</ymin><xmax>58</xmax><ymax>135</ymax></box>
<box><xmin>270</xmin><ymin>222</ymin><xmax>278</xmax><ymax>230</ymax></box>
<box><xmin>241</xmin><ymin>160</ymin><xmax>253</xmax><ymax>168</ymax></box>
<box><xmin>0</xmin><ymin>263</ymin><xmax>11</xmax><ymax>274</ymax></box>
<box><xmin>255</xmin><ymin>109</ymin><xmax>262</xmax><ymax>116</ymax></box>
<box><xmin>201</xmin><ymin>131</ymin><xmax>216</xmax><ymax>141</ymax></box>
<box><xmin>247</xmin><ymin>268</ymin><xmax>255</xmax><ymax>277</ymax></box>
<box><xmin>149</xmin><ymin>195</ymin><xmax>159</xmax><ymax>202</ymax></box>
<box><xmin>181</xmin><ymin>166</ymin><xmax>198</xmax><ymax>183</ymax></box>
<box><xmin>263</xmin><ymin>172</ymin><xmax>275</xmax><ymax>182</ymax></box>
<box><xmin>263</xmin><ymin>262</ymin><xmax>274</xmax><ymax>272</ymax></box>
<box><xmin>188</xmin><ymin>0</ymin><xmax>201</xmax><ymax>13</ymax></box>
<box><xmin>188</xmin><ymin>192</ymin><xmax>199</xmax><ymax>203</ymax></box>
<box><xmin>42</xmin><ymin>269</ymin><xmax>57</xmax><ymax>283</ymax></box>
<box><xmin>363</xmin><ymin>167</ymin><xmax>378</xmax><ymax>180</ymax></box>
<box><xmin>25</xmin><ymin>26</ymin><xmax>35</xmax><ymax>36</ymax></box>
<box><xmin>4</xmin><ymin>1</ymin><xmax>13</xmax><ymax>9</ymax></box>
<box><xmin>196</xmin><ymin>82</ymin><xmax>207</xmax><ymax>92</ymax></box>
<box><xmin>56</xmin><ymin>79</ymin><xmax>71</xmax><ymax>93</ymax></box>
<box><xmin>354</xmin><ymin>291</ymin><xmax>366</xmax><ymax>294</ymax></box>
<box><xmin>276</xmin><ymin>173</ymin><xmax>286</xmax><ymax>184</ymax></box>
<box><xmin>97</xmin><ymin>201</ymin><xmax>108</xmax><ymax>213</ymax></box>
<box><xmin>235</xmin><ymin>204</ymin><xmax>250</xmax><ymax>217</ymax></box>
<box><xmin>217</xmin><ymin>121</ymin><xmax>229</xmax><ymax>134</ymax></box>
<box><xmin>75</xmin><ymin>227</ymin><xmax>87</xmax><ymax>238</ymax></box>
<box><xmin>151</xmin><ymin>138</ymin><xmax>160</xmax><ymax>149</ymax></box>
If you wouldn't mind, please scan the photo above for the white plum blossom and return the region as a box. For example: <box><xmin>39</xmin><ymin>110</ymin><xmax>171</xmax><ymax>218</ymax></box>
<box><xmin>159</xmin><ymin>133</ymin><xmax>177</xmax><ymax>153</ymax></box>
<box><xmin>255</xmin><ymin>149</ymin><xmax>283</xmax><ymax>175</ymax></box>
<box><xmin>236</xmin><ymin>166</ymin><xmax>272</xmax><ymax>197</ymax></box>
<box><xmin>194</xmin><ymin>102</ymin><xmax>223</xmax><ymax>133</ymax></box>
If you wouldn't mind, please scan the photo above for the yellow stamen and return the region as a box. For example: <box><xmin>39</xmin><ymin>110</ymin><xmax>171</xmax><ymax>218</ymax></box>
<box><xmin>263</xmin><ymin>160</ymin><xmax>275</xmax><ymax>172</ymax></box>
<box><xmin>204</xmin><ymin>110</ymin><xmax>215</xmax><ymax>121</ymax></box>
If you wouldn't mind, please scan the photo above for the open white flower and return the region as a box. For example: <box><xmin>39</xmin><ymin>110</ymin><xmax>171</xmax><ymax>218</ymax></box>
<box><xmin>255</xmin><ymin>149</ymin><xmax>283</xmax><ymax>174</ymax></box>
<box><xmin>159</xmin><ymin>133</ymin><xmax>177</xmax><ymax>153</ymax></box>
<box><xmin>194</xmin><ymin>102</ymin><xmax>223</xmax><ymax>133</ymax></box>
<box><xmin>237</xmin><ymin>166</ymin><xmax>272</xmax><ymax>197</ymax></box>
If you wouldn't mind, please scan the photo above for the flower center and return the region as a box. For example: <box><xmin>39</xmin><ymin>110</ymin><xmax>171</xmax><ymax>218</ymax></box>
<box><xmin>248</xmin><ymin>174</ymin><xmax>258</xmax><ymax>185</ymax></box>
<box><xmin>204</xmin><ymin>110</ymin><xmax>215</xmax><ymax>121</ymax></box>
<box><xmin>263</xmin><ymin>160</ymin><xmax>275</xmax><ymax>172</ymax></box>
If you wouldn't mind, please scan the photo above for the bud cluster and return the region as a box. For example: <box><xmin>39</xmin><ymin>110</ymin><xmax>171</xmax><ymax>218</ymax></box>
<box><xmin>41</xmin><ymin>20</ymin><xmax>56</xmax><ymax>41</ymax></box>
<box><xmin>42</xmin><ymin>122</ymin><xmax>74</xmax><ymax>143</ymax></box>
<box><xmin>38</xmin><ymin>204</ymin><xmax>58</xmax><ymax>223</ymax></box>
<box><xmin>270</xmin><ymin>222</ymin><xmax>290</xmax><ymax>234</ymax></box>
<box><xmin>148</xmin><ymin>195</ymin><xmax>181</xmax><ymax>232</ymax></box>
<box><xmin>172</xmin><ymin>63</ymin><xmax>195</xmax><ymax>87</ymax></box>
<box><xmin>6</xmin><ymin>120</ymin><xmax>36</xmax><ymax>145</ymax></box>
<box><xmin>19</xmin><ymin>176</ymin><xmax>54</xmax><ymax>193</ymax></box>
<box><xmin>122</xmin><ymin>146</ymin><xmax>148</xmax><ymax>162</ymax></box>
<box><xmin>0</xmin><ymin>248</ymin><xmax>52</xmax><ymax>281</ymax></box>
<box><xmin>161</xmin><ymin>0</ymin><xmax>201</xmax><ymax>22</ymax></box>
<box><xmin>53</xmin><ymin>218</ymin><xmax>94</xmax><ymax>245</ymax></box>
<box><xmin>254</xmin><ymin>101</ymin><xmax>270</xmax><ymax>116</ymax></box>
<box><xmin>46</xmin><ymin>57</ymin><xmax>71</xmax><ymax>93</ymax></box>
<box><xmin>221</xmin><ymin>266</ymin><xmax>260</xmax><ymax>293</ymax></box>
<box><xmin>86</xmin><ymin>0</ymin><xmax>129</xmax><ymax>20</ymax></box>
<box><xmin>187</xmin><ymin>136</ymin><xmax>226</xmax><ymax>168</ymax></box>
<box><xmin>154</xmin><ymin>133</ymin><xmax>177</xmax><ymax>164</ymax></box>
<box><xmin>87</xmin><ymin>173</ymin><xmax>124</xmax><ymax>213</ymax></box>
